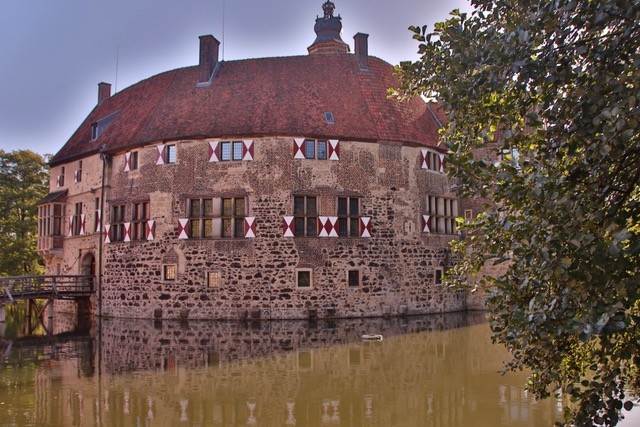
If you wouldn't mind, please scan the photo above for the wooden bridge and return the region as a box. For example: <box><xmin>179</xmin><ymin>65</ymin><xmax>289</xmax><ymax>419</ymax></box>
<box><xmin>0</xmin><ymin>275</ymin><xmax>94</xmax><ymax>335</ymax></box>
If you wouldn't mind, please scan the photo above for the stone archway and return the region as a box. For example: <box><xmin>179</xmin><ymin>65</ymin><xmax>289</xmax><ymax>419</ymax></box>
<box><xmin>78</xmin><ymin>252</ymin><xmax>96</xmax><ymax>315</ymax></box>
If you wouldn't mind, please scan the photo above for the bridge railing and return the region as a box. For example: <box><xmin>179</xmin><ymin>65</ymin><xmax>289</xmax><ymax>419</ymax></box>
<box><xmin>0</xmin><ymin>275</ymin><xmax>94</xmax><ymax>302</ymax></box>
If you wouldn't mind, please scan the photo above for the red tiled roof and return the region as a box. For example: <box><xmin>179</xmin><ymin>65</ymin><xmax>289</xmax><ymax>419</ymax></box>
<box><xmin>51</xmin><ymin>54</ymin><xmax>442</xmax><ymax>166</ymax></box>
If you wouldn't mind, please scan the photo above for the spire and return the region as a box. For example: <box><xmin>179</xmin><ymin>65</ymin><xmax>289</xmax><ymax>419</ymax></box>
<box><xmin>308</xmin><ymin>1</ymin><xmax>350</xmax><ymax>55</ymax></box>
<box><xmin>322</xmin><ymin>1</ymin><xmax>335</xmax><ymax>19</ymax></box>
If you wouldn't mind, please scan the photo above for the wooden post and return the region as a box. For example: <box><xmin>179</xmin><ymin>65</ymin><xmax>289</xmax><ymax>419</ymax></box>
<box><xmin>48</xmin><ymin>298</ymin><xmax>54</xmax><ymax>335</ymax></box>
<box><xmin>0</xmin><ymin>305</ymin><xmax>5</xmax><ymax>323</ymax></box>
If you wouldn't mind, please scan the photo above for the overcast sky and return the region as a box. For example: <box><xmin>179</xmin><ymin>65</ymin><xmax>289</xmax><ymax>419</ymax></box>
<box><xmin>0</xmin><ymin>0</ymin><xmax>472</xmax><ymax>156</ymax></box>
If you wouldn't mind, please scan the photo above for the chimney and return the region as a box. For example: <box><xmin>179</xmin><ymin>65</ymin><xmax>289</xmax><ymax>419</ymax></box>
<box><xmin>198</xmin><ymin>35</ymin><xmax>220</xmax><ymax>84</ymax></box>
<box><xmin>98</xmin><ymin>82</ymin><xmax>111</xmax><ymax>105</ymax></box>
<box><xmin>354</xmin><ymin>33</ymin><xmax>369</xmax><ymax>70</ymax></box>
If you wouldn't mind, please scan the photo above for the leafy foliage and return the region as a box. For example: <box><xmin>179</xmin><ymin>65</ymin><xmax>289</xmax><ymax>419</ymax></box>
<box><xmin>0</xmin><ymin>150</ymin><xmax>49</xmax><ymax>276</ymax></box>
<box><xmin>395</xmin><ymin>0</ymin><xmax>640</xmax><ymax>425</ymax></box>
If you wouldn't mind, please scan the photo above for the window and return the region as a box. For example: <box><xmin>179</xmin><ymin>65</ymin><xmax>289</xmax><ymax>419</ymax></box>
<box><xmin>110</xmin><ymin>204</ymin><xmax>126</xmax><ymax>242</ymax></box>
<box><xmin>435</xmin><ymin>268</ymin><xmax>443</xmax><ymax>285</ymax></box>
<box><xmin>337</xmin><ymin>197</ymin><xmax>360</xmax><ymax>237</ymax></box>
<box><xmin>132</xmin><ymin>201</ymin><xmax>149</xmax><ymax>241</ymax></box>
<box><xmin>206</xmin><ymin>271</ymin><xmax>221</xmax><ymax>287</ymax></box>
<box><xmin>304</xmin><ymin>139</ymin><xmax>328</xmax><ymax>159</ymax></box>
<box><xmin>58</xmin><ymin>167</ymin><xmax>65</xmax><ymax>187</ymax></box>
<box><xmin>293</xmin><ymin>196</ymin><xmax>317</xmax><ymax>237</ymax></box>
<box><xmin>72</xmin><ymin>202</ymin><xmax>83</xmax><ymax>236</ymax></box>
<box><xmin>426</xmin><ymin>196</ymin><xmax>459</xmax><ymax>234</ymax></box>
<box><xmin>422</xmin><ymin>149</ymin><xmax>444</xmax><ymax>172</ymax></box>
<box><xmin>163</xmin><ymin>265</ymin><xmax>176</xmax><ymax>281</ymax></box>
<box><xmin>76</xmin><ymin>161</ymin><xmax>82</xmax><ymax>183</ymax></box>
<box><xmin>91</xmin><ymin>123</ymin><xmax>98</xmax><ymax>140</ymax></box>
<box><xmin>188</xmin><ymin>197</ymin><xmax>247</xmax><ymax>238</ymax></box>
<box><xmin>324</xmin><ymin>112</ymin><xmax>335</xmax><ymax>124</ymax></box>
<box><xmin>130</xmin><ymin>151</ymin><xmax>139</xmax><ymax>170</ymax></box>
<box><xmin>165</xmin><ymin>144</ymin><xmax>177</xmax><ymax>164</ymax></box>
<box><xmin>347</xmin><ymin>270</ymin><xmax>360</xmax><ymax>288</ymax></box>
<box><xmin>464</xmin><ymin>209</ymin><xmax>473</xmax><ymax>222</ymax></box>
<box><xmin>296</xmin><ymin>269</ymin><xmax>313</xmax><ymax>288</ymax></box>
<box><xmin>94</xmin><ymin>198</ymin><xmax>100</xmax><ymax>232</ymax></box>
<box><xmin>38</xmin><ymin>203</ymin><xmax>63</xmax><ymax>237</ymax></box>
<box><xmin>219</xmin><ymin>141</ymin><xmax>244</xmax><ymax>161</ymax></box>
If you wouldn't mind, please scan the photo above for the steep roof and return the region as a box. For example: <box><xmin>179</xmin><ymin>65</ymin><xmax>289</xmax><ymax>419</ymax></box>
<box><xmin>51</xmin><ymin>54</ymin><xmax>442</xmax><ymax>166</ymax></box>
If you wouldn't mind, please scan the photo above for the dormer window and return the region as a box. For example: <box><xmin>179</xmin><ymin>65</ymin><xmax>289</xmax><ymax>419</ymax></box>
<box><xmin>91</xmin><ymin>123</ymin><xmax>98</xmax><ymax>140</ymax></box>
<box><xmin>324</xmin><ymin>112</ymin><xmax>335</xmax><ymax>124</ymax></box>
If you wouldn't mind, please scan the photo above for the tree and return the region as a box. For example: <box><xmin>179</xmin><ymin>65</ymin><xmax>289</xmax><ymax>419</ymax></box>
<box><xmin>0</xmin><ymin>150</ymin><xmax>49</xmax><ymax>276</ymax></box>
<box><xmin>395</xmin><ymin>1</ymin><xmax>639</xmax><ymax>425</ymax></box>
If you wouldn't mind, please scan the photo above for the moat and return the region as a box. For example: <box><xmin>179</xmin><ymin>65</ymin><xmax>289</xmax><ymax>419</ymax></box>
<box><xmin>0</xmin><ymin>308</ymin><xmax>637</xmax><ymax>426</ymax></box>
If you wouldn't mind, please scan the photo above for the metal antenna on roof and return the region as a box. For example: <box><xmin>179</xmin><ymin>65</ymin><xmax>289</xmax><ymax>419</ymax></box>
<box><xmin>222</xmin><ymin>0</ymin><xmax>225</xmax><ymax>61</ymax></box>
<box><xmin>115</xmin><ymin>44</ymin><xmax>120</xmax><ymax>94</ymax></box>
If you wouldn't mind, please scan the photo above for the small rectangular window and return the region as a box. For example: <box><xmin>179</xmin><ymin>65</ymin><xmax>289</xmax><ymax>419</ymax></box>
<box><xmin>165</xmin><ymin>145</ymin><xmax>177</xmax><ymax>164</ymax></box>
<box><xmin>130</xmin><ymin>151</ymin><xmax>139</xmax><ymax>170</ymax></box>
<box><xmin>435</xmin><ymin>268</ymin><xmax>443</xmax><ymax>285</ymax></box>
<box><xmin>91</xmin><ymin>123</ymin><xmax>98</xmax><ymax>140</ymax></box>
<box><xmin>207</xmin><ymin>271</ymin><xmax>220</xmax><ymax>287</ymax></box>
<box><xmin>296</xmin><ymin>269</ymin><xmax>312</xmax><ymax>288</ymax></box>
<box><xmin>304</xmin><ymin>140</ymin><xmax>315</xmax><ymax>159</ymax></box>
<box><xmin>220</xmin><ymin>142</ymin><xmax>231</xmax><ymax>161</ymax></box>
<box><xmin>132</xmin><ymin>201</ymin><xmax>149</xmax><ymax>241</ymax></box>
<box><xmin>232</xmin><ymin>141</ymin><xmax>243</xmax><ymax>160</ymax></box>
<box><xmin>164</xmin><ymin>264</ymin><xmax>177</xmax><ymax>281</ymax></box>
<box><xmin>348</xmin><ymin>270</ymin><xmax>360</xmax><ymax>288</ymax></box>
<box><xmin>317</xmin><ymin>141</ymin><xmax>327</xmax><ymax>159</ymax></box>
<box><xmin>337</xmin><ymin>197</ymin><xmax>361</xmax><ymax>237</ymax></box>
<box><xmin>293</xmin><ymin>196</ymin><xmax>318</xmax><ymax>237</ymax></box>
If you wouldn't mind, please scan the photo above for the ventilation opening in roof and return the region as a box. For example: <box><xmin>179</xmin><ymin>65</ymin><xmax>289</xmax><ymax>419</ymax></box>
<box><xmin>324</xmin><ymin>112</ymin><xmax>335</xmax><ymax>124</ymax></box>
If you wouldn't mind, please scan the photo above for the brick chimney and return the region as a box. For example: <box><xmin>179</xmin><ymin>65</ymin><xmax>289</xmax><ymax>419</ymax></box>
<box><xmin>98</xmin><ymin>82</ymin><xmax>111</xmax><ymax>105</ymax></box>
<box><xmin>354</xmin><ymin>33</ymin><xmax>369</xmax><ymax>70</ymax></box>
<box><xmin>198</xmin><ymin>35</ymin><xmax>220</xmax><ymax>84</ymax></box>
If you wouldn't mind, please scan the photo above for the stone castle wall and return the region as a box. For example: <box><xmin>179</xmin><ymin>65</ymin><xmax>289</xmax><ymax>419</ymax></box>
<box><xmin>97</xmin><ymin>137</ymin><xmax>466</xmax><ymax>319</ymax></box>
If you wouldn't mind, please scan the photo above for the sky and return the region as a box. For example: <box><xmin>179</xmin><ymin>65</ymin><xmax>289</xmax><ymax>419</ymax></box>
<box><xmin>0</xmin><ymin>0</ymin><xmax>472</xmax><ymax>157</ymax></box>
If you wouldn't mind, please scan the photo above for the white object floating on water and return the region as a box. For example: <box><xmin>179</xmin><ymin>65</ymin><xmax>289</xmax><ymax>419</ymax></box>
<box><xmin>361</xmin><ymin>334</ymin><xmax>383</xmax><ymax>341</ymax></box>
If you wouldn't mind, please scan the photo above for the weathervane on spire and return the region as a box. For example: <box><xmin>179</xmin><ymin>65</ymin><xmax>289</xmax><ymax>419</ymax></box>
<box><xmin>322</xmin><ymin>1</ymin><xmax>335</xmax><ymax>19</ymax></box>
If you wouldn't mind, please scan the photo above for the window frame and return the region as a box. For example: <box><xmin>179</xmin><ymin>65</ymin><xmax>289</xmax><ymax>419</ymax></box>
<box><xmin>163</xmin><ymin>264</ymin><xmax>177</xmax><ymax>281</ymax></box>
<box><xmin>206</xmin><ymin>271</ymin><xmax>221</xmax><ymax>288</ymax></box>
<box><xmin>337</xmin><ymin>197</ymin><xmax>361</xmax><ymax>237</ymax></box>
<box><xmin>293</xmin><ymin>196</ymin><xmax>318</xmax><ymax>237</ymax></box>
<box><xmin>188</xmin><ymin>196</ymin><xmax>247</xmax><ymax>239</ymax></box>
<box><xmin>296</xmin><ymin>269</ymin><xmax>313</xmax><ymax>289</ymax></box>
<box><xmin>76</xmin><ymin>160</ymin><xmax>83</xmax><ymax>183</ymax></box>
<box><xmin>347</xmin><ymin>269</ymin><xmax>361</xmax><ymax>288</ymax></box>
<box><xmin>110</xmin><ymin>204</ymin><xmax>126</xmax><ymax>242</ymax></box>
<box><xmin>71</xmin><ymin>202</ymin><xmax>83</xmax><ymax>236</ymax></box>
<box><xmin>130</xmin><ymin>151</ymin><xmax>139</xmax><ymax>170</ymax></box>
<box><xmin>303</xmin><ymin>139</ymin><xmax>329</xmax><ymax>160</ymax></box>
<box><xmin>165</xmin><ymin>144</ymin><xmax>177</xmax><ymax>164</ymax></box>
<box><xmin>132</xmin><ymin>201</ymin><xmax>149</xmax><ymax>241</ymax></box>
<box><xmin>38</xmin><ymin>203</ymin><xmax>63</xmax><ymax>237</ymax></box>
<box><xmin>425</xmin><ymin>195</ymin><xmax>459</xmax><ymax>235</ymax></box>
<box><xmin>435</xmin><ymin>268</ymin><xmax>444</xmax><ymax>285</ymax></box>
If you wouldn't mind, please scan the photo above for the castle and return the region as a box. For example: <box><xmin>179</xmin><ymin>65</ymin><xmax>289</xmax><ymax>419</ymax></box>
<box><xmin>37</xmin><ymin>2</ymin><xmax>477</xmax><ymax>320</ymax></box>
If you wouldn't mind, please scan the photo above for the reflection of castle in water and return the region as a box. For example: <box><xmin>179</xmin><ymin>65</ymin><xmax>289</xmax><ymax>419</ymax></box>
<box><xmin>0</xmin><ymin>312</ymin><xmax>563</xmax><ymax>426</ymax></box>
<box><xmin>99</xmin><ymin>311</ymin><xmax>481</xmax><ymax>374</ymax></box>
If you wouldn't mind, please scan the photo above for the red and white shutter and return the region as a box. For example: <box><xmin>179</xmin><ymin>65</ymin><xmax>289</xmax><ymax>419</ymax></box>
<box><xmin>123</xmin><ymin>222</ymin><xmax>131</xmax><ymax>242</ymax></box>
<box><xmin>328</xmin><ymin>140</ymin><xmax>340</xmax><ymax>161</ymax></box>
<box><xmin>68</xmin><ymin>216</ymin><xmax>74</xmax><ymax>237</ymax></box>
<box><xmin>73</xmin><ymin>170</ymin><xmax>79</xmax><ymax>183</ymax></box>
<box><xmin>242</xmin><ymin>140</ymin><xmax>254</xmax><ymax>161</ymax></box>
<box><xmin>439</xmin><ymin>154</ymin><xmax>446</xmax><ymax>173</ymax></box>
<box><xmin>124</xmin><ymin>152</ymin><xmax>131</xmax><ymax>172</ymax></box>
<box><xmin>156</xmin><ymin>145</ymin><xmax>166</xmax><ymax>165</ymax></box>
<box><xmin>244</xmin><ymin>217</ymin><xmax>256</xmax><ymax>238</ymax></box>
<box><xmin>80</xmin><ymin>214</ymin><xmax>86</xmax><ymax>235</ymax></box>
<box><xmin>282</xmin><ymin>216</ymin><xmax>295</xmax><ymax>237</ymax></box>
<box><xmin>318</xmin><ymin>216</ymin><xmax>338</xmax><ymax>237</ymax></box>
<box><xmin>103</xmin><ymin>224</ymin><xmax>111</xmax><ymax>243</ymax></box>
<box><xmin>360</xmin><ymin>217</ymin><xmax>372</xmax><ymax>238</ymax></box>
<box><xmin>293</xmin><ymin>138</ymin><xmax>305</xmax><ymax>159</ymax></box>
<box><xmin>208</xmin><ymin>141</ymin><xmax>219</xmax><ymax>162</ymax></box>
<box><xmin>56</xmin><ymin>175</ymin><xmax>62</xmax><ymax>187</ymax></box>
<box><xmin>95</xmin><ymin>210</ymin><xmax>101</xmax><ymax>233</ymax></box>
<box><xmin>420</xmin><ymin>149</ymin><xmax>428</xmax><ymax>169</ymax></box>
<box><xmin>146</xmin><ymin>220</ymin><xmax>156</xmax><ymax>241</ymax></box>
<box><xmin>178</xmin><ymin>219</ymin><xmax>189</xmax><ymax>239</ymax></box>
<box><xmin>422</xmin><ymin>215</ymin><xmax>432</xmax><ymax>233</ymax></box>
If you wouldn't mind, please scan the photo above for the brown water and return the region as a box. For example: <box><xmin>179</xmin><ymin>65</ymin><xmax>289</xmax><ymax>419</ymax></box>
<box><xmin>0</xmin><ymin>310</ymin><xmax>637</xmax><ymax>426</ymax></box>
